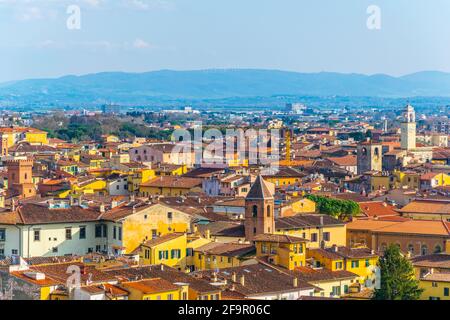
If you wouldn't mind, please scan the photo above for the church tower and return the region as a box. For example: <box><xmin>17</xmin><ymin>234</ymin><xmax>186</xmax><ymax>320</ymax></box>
<box><xmin>357</xmin><ymin>141</ymin><xmax>382</xmax><ymax>175</ymax></box>
<box><xmin>245</xmin><ymin>175</ymin><xmax>275</xmax><ymax>241</ymax></box>
<box><xmin>0</xmin><ymin>134</ymin><xmax>8</xmax><ymax>157</ymax></box>
<box><xmin>6</xmin><ymin>158</ymin><xmax>36</xmax><ymax>199</ymax></box>
<box><xmin>401</xmin><ymin>104</ymin><xmax>416</xmax><ymax>150</ymax></box>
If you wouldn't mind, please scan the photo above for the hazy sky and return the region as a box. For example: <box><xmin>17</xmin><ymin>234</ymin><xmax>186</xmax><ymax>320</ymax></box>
<box><xmin>0</xmin><ymin>0</ymin><xmax>449</xmax><ymax>82</ymax></box>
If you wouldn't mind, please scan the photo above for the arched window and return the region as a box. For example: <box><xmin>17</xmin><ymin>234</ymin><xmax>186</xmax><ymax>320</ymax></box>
<box><xmin>267</xmin><ymin>205</ymin><xmax>271</xmax><ymax>217</ymax></box>
<box><xmin>362</xmin><ymin>147</ymin><xmax>368</xmax><ymax>156</ymax></box>
<box><xmin>407</xmin><ymin>244</ymin><xmax>414</xmax><ymax>254</ymax></box>
<box><xmin>252</xmin><ymin>205</ymin><xmax>258</xmax><ymax>218</ymax></box>
<box><xmin>374</xmin><ymin>147</ymin><xmax>380</xmax><ymax>159</ymax></box>
<box><xmin>434</xmin><ymin>245</ymin><xmax>442</xmax><ymax>254</ymax></box>
<box><xmin>421</xmin><ymin>244</ymin><xmax>428</xmax><ymax>256</ymax></box>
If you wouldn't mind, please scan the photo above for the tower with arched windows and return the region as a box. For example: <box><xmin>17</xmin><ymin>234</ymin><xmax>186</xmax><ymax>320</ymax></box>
<box><xmin>244</xmin><ymin>175</ymin><xmax>275</xmax><ymax>241</ymax></box>
<box><xmin>401</xmin><ymin>104</ymin><xmax>417</xmax><ymax>150</ymax></box>
<box><xmin>356</xmin><ymin>141</ymin><xmax>382</xmax><ymax>175</ymax></box>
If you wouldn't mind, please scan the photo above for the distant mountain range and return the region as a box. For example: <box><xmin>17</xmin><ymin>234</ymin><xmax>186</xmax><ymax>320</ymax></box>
<box><xmin>1</xmin><ymin>69</ymin><xmax>450</xmax><ymax>106</ymax></box>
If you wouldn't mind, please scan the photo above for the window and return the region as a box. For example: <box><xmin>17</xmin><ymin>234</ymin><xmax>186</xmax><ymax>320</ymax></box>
<box><xmin>158</xmin><ymin>250</ymin><xmax>169</xmax><ymax>260</ymax></box>
<box><xmin>52</xmin><ymin>247</ymin><xmax>58</xmax><ymax>253</ymax></box>
<box><xmin>261</xmin><ymin>243</ymin><xmax>267</xmax><ymax>254</ymax></box>
<box><xmin>434</xmin><ymin>245</ymin><xmax>442</xmax><ymax>254</ymax></box>
<box><xmin>96</xmin><ymin>245</ymin><xmax>101</xmax><ymax>252</ymax></box>
<box><xmin>432</xmin><ymin>282</ymin><xmax>438</xmax><ymax>288</ymax></box>
<box><xmin>144</xmin><ymin>249</ymin><xmax>150</xmax><ymax>259</ymax></box>
<box><xmin>0</xmin><ymin>229</ymin><xmax>5</xmax><ymax>242</ymax></box>
<box><xmin>444</xmin><ymin>288</ymin><xmax>450</xmax><ymax>297</ymax></box>
<box><xmin>34</xmin><ymin>229</ymin><xmax>40</xmax><ymax>242</ymax></box>
<box><xmin>113</xmin><ymin>226</ymin><xmax>117</xmax><ymax>240</ymax></box>
<box><xmin>267</xmin><ymin>205</ymin><xmax>271</xmax><ymax>217</ymax></box>
<box><xmin>167</xmin><ymin>212</ymin><xmax>173</xmax><ymax>220</ymax></box>
<box><xmin>311</xmin><ymin>233</ymin><xmax>318</xmax><ymax>242</ymax></box>
<box><xmin>408</xmin><ymin>244</ymin><xmax>414</xmax><ymax>254</ymax></box>
<box><xmin>167</xmin><ymin>294</ymin><xmax>174</xmax><ymax>300</ymax></box>
<box><xmin>0</xmin><ymin>248</ymin><xmax>4</xmax><ymax>257</ymax></box>
<box><xmin>186</xmin><ymin>248</ymin><xmax>193</xmax><ymax>257</ymax></box>
<box><xmin>351</xmin><ymin>260</ymin><xmax>360</xmax><ymax>268</ymax></box>
<box><xmin>95</xmin><ymin>225</ymin><xmax>102</xmax><ymax>238</ymax></box>
<box><xmin>79</xmin><ymin>226</ymin><xmax>86</xmax><ymax>239</ymax></box>
<box><xmin>65</xmin><ymin>228</ymin><xmax>72</xmax><ymax>240</ymax></box>
<box><xmin>171</xmin><ymin>249</ymin><xmax>181</xmax><ymax>259</ymax></box>
<box><xmin>335</xmin><ymin>261</ymin><xmax>343</xmax><ymax>269</ymax></box>
<box><xmin>252</xmin><ymin>205</ymin><xmax>258</xmax><ymax>218</ymax></box>
<box><xmin>365</xmin><ymin>259</ymin><xmax>370</xmax><ymax>267</ymax></box>
<box><xmin>12</xmin><ymin>249</ymin><xmax>18</xmax><ymax>255</ymax></box>
<box><xmin>118</xmin><ymin>227</ymin><xmax>122</xmax><ymax>241</ymax></box>
<box><xmin>421</xmin><ymin>245</ymin><xmax>428</xmax><ymax>256</ymax></box>
<box><xmin>331</xmin><ymin>286</ymin><xmax>341</xmax><ymax>297</ymax></box>
<box><xmin>323</xmin><ymin>232</ymin><xmax>330</xmax><ymax>242</ymax></box>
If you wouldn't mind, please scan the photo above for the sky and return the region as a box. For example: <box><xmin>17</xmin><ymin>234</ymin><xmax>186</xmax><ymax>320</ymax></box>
<box><xmin>0</xmin><ymin>0</ymin><xmax>450</xmax><ymax>82</ymax></box>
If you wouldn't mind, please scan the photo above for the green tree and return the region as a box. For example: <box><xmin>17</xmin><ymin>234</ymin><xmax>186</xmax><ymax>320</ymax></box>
<box><xmin>306</xmin><ymin>195</ymin><xmax>359</xmax><ymax>220</ymax></box>
<box><xmin>373</xmin><ymin>244</ymin><xmax>423</xmax><ymax>300</ymax></box>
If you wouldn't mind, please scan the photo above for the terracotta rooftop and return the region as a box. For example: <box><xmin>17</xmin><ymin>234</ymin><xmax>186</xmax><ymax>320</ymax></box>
<box><xmin>348</xmin><ymin>219</ymin><xmax>450</xmax><ymax>237</ymax></box>
<box><xmin>245</xmin><ymin>175</ymin><xmax>273</xmax><ymax>200</ymax></box>
<box><xmin>195</xmin><ymin>242</ymin><xmax>255</xmax><ymax>257</ymax></box>
<box><xmin>122</xmin><ymin>278</ymin><xmax>179</xmax><ymax>294</ymax></box>
<box><xmin>253</xmin><ymin>233</ymin><xmax>308</xmax><ymax>244</ymax></box>
<box><xmin>141</xmin><ymin>233</ymin><xmax>185</xmax><ymax>248</ymax></box>
<box><xmin>276</xmin><ymin>214</ymin><xmax>345</xmax><ymax>230</ymax></box>
<box><xmin>292</xmin><ymin>267</ymin><xmax>358</xmax><ymax>282</ymax></box>
<box><xmin>398</xmin><ymin>199</ymin><xmax>450</xmax><ymax>215</ymax></box>
<box><xmin>141</xmin><ymin>176</ymin><xmax>202</xmax><ymax>189</ymax></box>
<box><xmin>327</xmin><ymin>155</ymin><xmax>357</xmax><ymax>167</ymax></box>
<box><xmin>358</xmin><ymin>201</ymin><xmax>399</xmax><ymax>218</ymax></box>
<box><xmin>411</xmin><ymin>253</ymin><xmax>450</xmax><ymax>269</ymax></box>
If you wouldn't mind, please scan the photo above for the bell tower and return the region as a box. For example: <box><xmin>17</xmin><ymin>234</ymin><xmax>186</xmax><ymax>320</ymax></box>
<box><xmin>401</xmin><ymin>104</ymin><xmax>416</xmax><ymax>150</ymax></box>
<box><xmin>245</xmin><ymin>175</ymin><xmax>275</xmax><ymax>241</ymax></box>
<box><xmin>357</xmin><ymin>141</ymin><xmax>382</xmax><ymax>174</ymax></box>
